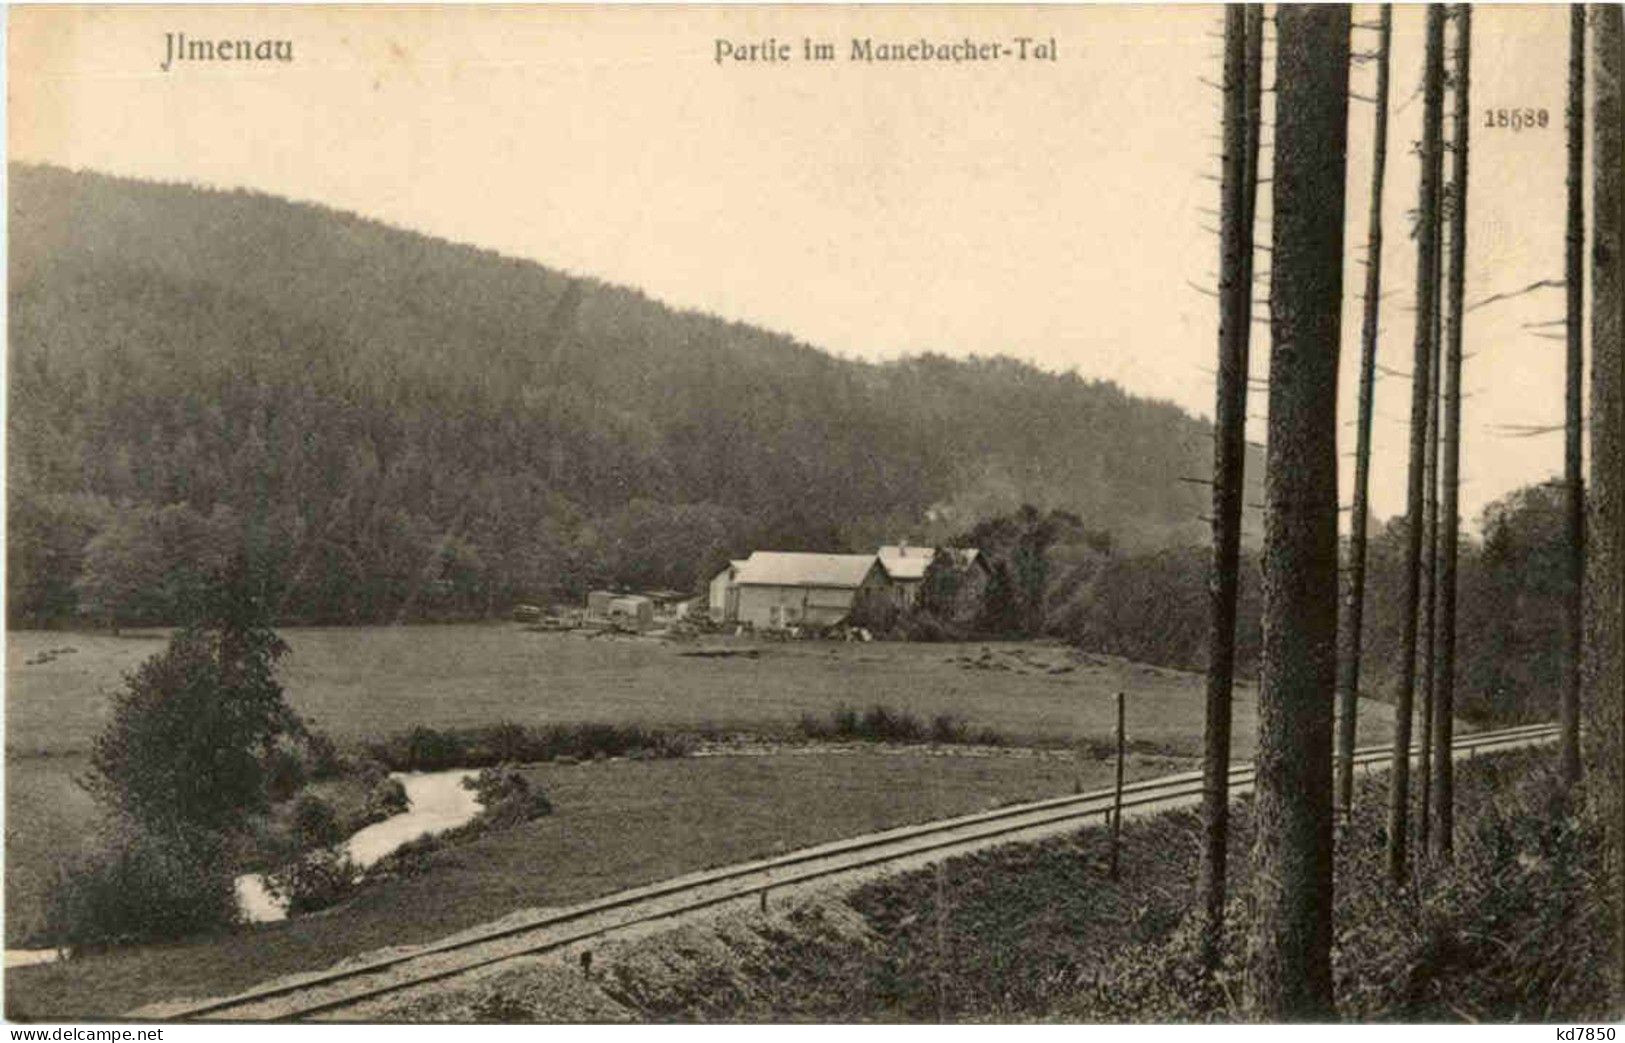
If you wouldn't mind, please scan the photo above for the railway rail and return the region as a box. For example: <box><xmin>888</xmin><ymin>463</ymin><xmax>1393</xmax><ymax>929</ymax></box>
<box><xmin>163</xmin><ymin>720</ymin><xmax>1559</xmax><ymax>1020</ymax></box>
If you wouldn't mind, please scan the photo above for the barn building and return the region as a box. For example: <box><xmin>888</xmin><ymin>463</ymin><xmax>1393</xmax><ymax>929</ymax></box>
<box><xmin>730</xmin><ymin>552</ymin><xmax>887</xmax><ymax>629</ymax></box>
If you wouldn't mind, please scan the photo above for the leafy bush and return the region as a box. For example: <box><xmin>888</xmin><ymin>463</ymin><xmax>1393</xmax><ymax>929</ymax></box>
<box><xmin>798</xmin><ymin>704</ymin><xmax>1003</xmax><ymax>746</ymax></box>
<box><xmin>85</xmin><ymin>563</ymin><xmax>299</xmax><ymax>836</ymax></box>
<box><xmin>45</xmin><ymin>825</ymin><xmax>237</xmax><ymax>948</ymax></box>
<box><xmin>895</xmin><ymin>612</ymin><xmax>965</xmax><ymax>643</ymax></box>
<box><xmin>464</xmin><ymin>766</ymin><xmax>553</xmax><ymax>830</ymax></box>
<box><xmin>263</xmin><ymin>745</ymin><xmax>308</xmax><ymax>804</ymax></box>
<box><xmin>265</xmin><ymin>847</ymin><xmax>362</xmax><ymax>917</ymax></box>
<box><xmin>363</xmin><ymin>775</ymin><xmax>410</xmax><ymax>822</ymax></box>
<box><xmin>929</xmin><ymin>713</ymin><xmax>968</xmax><ymax>744</ymax></box>
<box><xmin>302</xmin><ymin>732</ymin><xmax>344</xmax><ymax>780</ymax></box>
<box><xmin>290</xmin><ymin>794</ymin><xmax>343</xmax><ymax>850</ymax></box>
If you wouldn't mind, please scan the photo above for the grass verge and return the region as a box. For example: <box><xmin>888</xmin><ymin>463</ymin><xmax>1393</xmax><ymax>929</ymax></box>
<box><xmin>4</xmin><ymin>747</ymin><xmax>1167</xmax><ymax>1019</ymax></box>
<box><xmin>551</xmin><ymin>747</ymin><xmax>1619</xmax><ymax>1023</ymax></box>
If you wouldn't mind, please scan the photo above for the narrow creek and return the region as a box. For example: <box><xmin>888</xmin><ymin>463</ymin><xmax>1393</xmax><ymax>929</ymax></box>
<box><xmin>236</xmin><ymin>768</ymin><xmax>481</xmax><ymax>923</ymax></box>
<box><xmin>5</xmin><ymin>769</ymin><xmax>482</xmax><ymax>967</ymax></box>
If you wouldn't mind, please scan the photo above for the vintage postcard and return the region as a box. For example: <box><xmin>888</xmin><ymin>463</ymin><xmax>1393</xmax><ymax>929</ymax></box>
<box><xmin>5</xmin><ymin>2</ymin><xmax>1621</xmax><ymax>1027</ymax></box>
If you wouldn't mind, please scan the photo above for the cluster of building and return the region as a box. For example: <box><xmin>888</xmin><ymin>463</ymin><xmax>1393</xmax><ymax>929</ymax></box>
<box><xmin>581</xmin><ymin>588</ymin><xmax>691</xmax><ymax>627</ymax></box>
<box><xmin>706</xmin><ymin>544</ymin><xmax>988</xmax><ymax>630</ymax></box>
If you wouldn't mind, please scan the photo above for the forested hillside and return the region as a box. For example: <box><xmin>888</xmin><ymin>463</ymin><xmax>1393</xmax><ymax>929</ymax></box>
<box><xmin>8</xmin><ymin>163</ymin><xmax>1253</xmax><ymax>625</ymax></box>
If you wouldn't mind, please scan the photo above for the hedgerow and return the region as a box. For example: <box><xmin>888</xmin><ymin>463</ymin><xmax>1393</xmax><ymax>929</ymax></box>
<box><xmin>361</xmin><ymin>722</ymin><xmax>693</xmax><ymax>772</ymax></box>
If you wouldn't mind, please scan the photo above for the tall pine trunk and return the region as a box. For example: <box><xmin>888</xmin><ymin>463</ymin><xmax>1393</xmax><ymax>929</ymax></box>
<box><xmin>1336</xmin><ymin>3</ymin><xmax>1391</xmax><ymax>817</ymax></box>
<box><xmin>1582</xmin><ymin>0</ymin><xmax>1623</xmax><ymax>995</ymax></box>
<box><xmin>1561</xmin><ymin>3</ymin><xmax>1586</xmax><ymax>787</ymax></box>
<box><xmin>1430</xmin><ymin>3</ymin><xmax>1472</xmax><ymax>861</ymax></box>
<box><xmin>1386</xmin><ymin>4</ymin><xmax>1446</xmax><ymax>885</ymax></box>
<box><xmin>1199</xmin><ymin>3</ymin><xmax>1262</xmax><ymax>976</ymax></box>
<box><xmin>1418</xmin><ymin>202</ymin><xmax>1444</xmax><ymax>855</ymax></box>
<box><xmin>1247</xmin><ymin>4</ymin><xmax>1349</xmax><ymax>1020</ymax></box>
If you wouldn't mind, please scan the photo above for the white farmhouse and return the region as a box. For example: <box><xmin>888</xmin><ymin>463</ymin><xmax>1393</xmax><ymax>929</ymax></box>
<box><xmin>730</xmin><ymin>551</ymin><xmax>887</xmax><ymax>629</ymax></box>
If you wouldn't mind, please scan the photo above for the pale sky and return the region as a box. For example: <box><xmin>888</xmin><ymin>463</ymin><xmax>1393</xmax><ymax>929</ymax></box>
<box><xmin>6</xmin><ymin>4</ymin><xmax>1586</xmax><ymax>531</ymax></box>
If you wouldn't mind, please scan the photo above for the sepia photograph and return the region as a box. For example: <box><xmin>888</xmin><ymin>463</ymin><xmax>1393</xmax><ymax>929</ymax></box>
<box><xmin>3</xmin><ymin>1</ymin><xmax>1622</xmax><ymax>1026</ymax></box>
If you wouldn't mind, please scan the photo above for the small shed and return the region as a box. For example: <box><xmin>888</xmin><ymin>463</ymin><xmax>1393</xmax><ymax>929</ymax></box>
<box><xmin>586</xmin><ymin>589</ymin><xmax>618</xmax><ymax>619</ymax></box>
<box><xmin>608</xmin><ymin>595</ymin><xmax>654</xmax><ymax>626</ymax></box>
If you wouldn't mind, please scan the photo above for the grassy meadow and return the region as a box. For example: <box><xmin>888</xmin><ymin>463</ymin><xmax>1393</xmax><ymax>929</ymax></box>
<box><xmin>4</xmin><ymin>623</ymin><xmax>1401</xmax><ymax>1015</ymax></box>
<box><xmin>9</xmin><ymin>748</ymin><xmax>1164</xmax><ymax>1019</ymax></box>
<box><xmin>5</xmin><ymin>624</ymin><xmax>1401</xmax><ymax>757</ymax></box>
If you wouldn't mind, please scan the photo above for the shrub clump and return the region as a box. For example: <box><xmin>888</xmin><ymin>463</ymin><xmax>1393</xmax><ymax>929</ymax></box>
<box><xmin>464</xmin><ymin>765</ymin><xmax>554</xmax><ymax>830</ymax></box>
<box><xmin>362</xmin><ymin>722</ymin><xmax>693</xmax><ymax>772</ymax></box>
<box><xmin>798</xmin><ymin>704</ymin><xmax>1003</xmax><ymax>746</ymax></box>
<box><xmin>363</xmin><ymin>774</ymin><xmax>410</xmax><ymax>822</ymax></box>
<box><xmin>290</xmin><ymin>794</ymin><xmax>344</xmax><ymax>850</ymax></box>
<box><xmin>45</xmin><ymin>826</ymin><xmax>238</xmax><ymax>949</ymax></box>
<box><xmin>265</xmin><ymin>847</ymin><xmax>362</xmax><ymax>916</ymax></box>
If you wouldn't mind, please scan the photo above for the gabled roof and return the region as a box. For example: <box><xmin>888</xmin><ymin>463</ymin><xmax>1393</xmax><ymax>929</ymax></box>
<box><xmin>733</xmin><ymin>551</ymin><xmax>879</xmax><ymax>589</ymax></box>
<box><xmin>709</xmin><ymin>560</ymin><xmax>749</xmax><ymax>582</ymax></box>
<box><xmin>877</xmin><ymin>546</ymin><xmax>983</xmax><ymax>581</ymax></box>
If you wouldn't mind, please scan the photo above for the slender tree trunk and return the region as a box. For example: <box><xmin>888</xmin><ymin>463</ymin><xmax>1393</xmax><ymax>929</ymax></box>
<box><xmin>1418</xmin><ymin>202</ymin><xmax>1444</xmax><ymax>857</ymax></box>
<box><xmin>1562</xmin><ymin>3</ymin><xmax>1586</xmax><ymax>787</ymax></box>
<box><xmin>1431</xmin><ymin>3</ymin><xmax>1472</xmax><ymax>862</ymax></box>
<box><xmin>1199</xmin><ymin>3</ymin><xmax>1262</xmax><ymax>977</ymax></box>
<box><xmin>1247</xmin><ymin>4</ymin><xmax>1349</xmax><ymax>1020</ymax></box>
<box><xmin>1386</xmin><ymin>4</ymin><xmax>1446</xmax><ymax>886</ymax></box>
<box><xmin>1582</xmin><ymin>1</ymin><xmax>1623</xmax><ymax>998</ymax></box>
<box><xmin>1336</xmin><ymin>4</ymin><xmax>1391</xmax><ymax>818</ymax></box>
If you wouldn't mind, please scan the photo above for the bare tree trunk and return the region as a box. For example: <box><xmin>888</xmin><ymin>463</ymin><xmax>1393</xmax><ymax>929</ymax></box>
<box><xmin>1418</xmin><ymin>202</ymin><xmax>1444</xmax><ymax>857</ymax></box>
<box><xmin>1431</xmin><ymin>3</ymin><xmax>1472</xmax><ymax>862</ymax></box>
<box><xmin>1582</xmin><ymin>1</ymin><xmax>1623</xmax><ymax>998</ymax></box>
<box><xmin>1247</xmin><ymin>4</ymin><xmax>1349</xmax><ymax>1020</ymax></box>
<box><xmin>1199</xmin><ymin>3</ymin><xmax>1262</xmax><ymax>977</ymax></box>
<box><xmin>1336</xmin><ymin>3</ymin><xmax>1391</xmax><ymax>818</ymax></box>
<box><xmin>1386</xmin><ymin>4</ymin><xmax>1446</xmax><ymax>886</ymax></box>
<box><xmin>1562</xmin><ymin>3</ymin><xmax>1586</xmax><ymax>788</ymax></box>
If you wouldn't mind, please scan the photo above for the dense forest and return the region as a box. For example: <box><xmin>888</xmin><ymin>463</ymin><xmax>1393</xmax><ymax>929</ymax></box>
<box><xmin>7</xmin><ymin>163</ymin><xmax>1256</xmax><ymax>626</ymax></box>
<box><xmin>1050</xmin><ymin>480</ymin><xmax>1573</xmax><ymax>726</ymax></box>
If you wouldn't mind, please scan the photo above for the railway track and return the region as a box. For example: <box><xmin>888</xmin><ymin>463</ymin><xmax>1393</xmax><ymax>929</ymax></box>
<box><xmin>163</xmin><ymin>720</ymin><xmax>1559</xmax><ymax>1021</ymax></box>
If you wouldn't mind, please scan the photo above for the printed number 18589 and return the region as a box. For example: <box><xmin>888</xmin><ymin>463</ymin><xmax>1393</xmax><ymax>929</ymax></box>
<box><xmin>1485</xmin><ymin>107</ymin><xmax>1550</xmax><ymax>130</ymax></box>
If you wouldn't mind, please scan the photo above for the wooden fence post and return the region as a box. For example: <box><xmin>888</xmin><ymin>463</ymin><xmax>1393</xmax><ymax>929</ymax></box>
<box><xmin>1110</xmin><ymin>691</ymin><xmax>1126</xmax><ymax>881</ymax></box>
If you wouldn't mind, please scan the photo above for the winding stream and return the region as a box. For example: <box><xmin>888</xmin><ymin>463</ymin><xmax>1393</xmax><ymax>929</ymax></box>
<box><xmin>236</xmin><ymin>769</ymin><xmax>481</xmax><ymax>923</ymax></box>
<box><xmin>5</xmin><ymin>769</ymin><xmax>483</xmax><ymax>967</ymax></box>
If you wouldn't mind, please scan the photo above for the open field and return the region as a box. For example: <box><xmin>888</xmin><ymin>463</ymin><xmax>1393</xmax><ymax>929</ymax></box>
<box><xmin>4</xmin><ymin>747</ymin><xmax>1177</xmax><ymax>1018</ymax></box>
<box><xmin>4</xmin><ymin>625</ymin><xmax>1401</xmax><ymax>958</ymax></box>
<box><xmin>4</xmin><ymin>625</ymin><xmax>1401</xmax><ymax>757</ymax></box>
